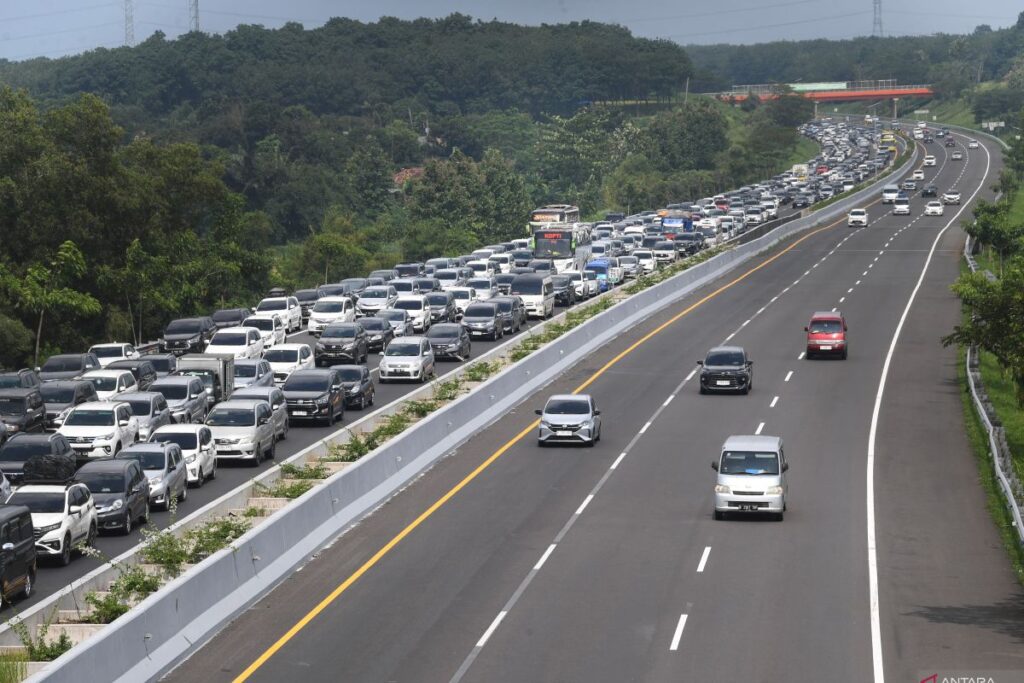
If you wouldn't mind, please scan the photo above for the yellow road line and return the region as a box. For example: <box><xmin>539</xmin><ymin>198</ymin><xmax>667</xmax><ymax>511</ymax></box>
<box><xmin>233</xmin><ymin>199</ymin><xmax>869</xmax><ymax>682</ymax></box>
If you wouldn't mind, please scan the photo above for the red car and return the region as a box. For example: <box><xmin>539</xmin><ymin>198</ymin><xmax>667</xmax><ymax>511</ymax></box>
<box><xmin>805</xmin><ymin>311</ymin><xmax>848</xmax><ymax>359</ymax></box>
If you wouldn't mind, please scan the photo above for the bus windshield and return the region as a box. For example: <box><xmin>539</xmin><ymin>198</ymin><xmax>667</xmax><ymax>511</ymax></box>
<box><xmin>533</xmin><ymin>230</ymin><xmax>574</xmax><ymax>259</ymax></box>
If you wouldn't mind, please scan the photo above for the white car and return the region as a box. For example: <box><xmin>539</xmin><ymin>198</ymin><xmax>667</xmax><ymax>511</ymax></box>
<box><xmin>229</xmin><ymin>386</ymin><xmax>289</xmax><ymax>442</ymax></box>
<box><xmin>378</xmin><ymin>337</ymin><xmax>435</xmax><ymax>384</ymax></box>
<box><xmin>204</xmin><ymin>326</ymin><xmax>265</xmax><ymax>360</ymax></box>
<box><xmin>847</xmin><ymin>209</ymin><xmax>868</xmax><ymax>227</ymax></box>
<box><xmin>942</xmin><ymin>190</ymin><xmax>961</xmax><ymax>205</ymax></box>
<box><xmin>911</xmin><ymin>169</ymin><xmax>925</xmax><ymax>180</ymax></box>
<box><xmin>149</xmin><ymin>423</ymin><xmax>217</xmax><ymax>487</ymax></box>
<box><xmin>205</xmin><ymin>399</ymin><xmax>277</xmax><ymax>465</ymax></box>
<box><xmin>633</xmin><ymin>249</ymin><xmax>657</xmax><ymax>274</ymax></box>
<box><xmin>968</xmin><ymin>140</ymin><xmax>979</xmax><ymax>149</ymax></box>
<box><xmin>448</xmin><ymin>287</ymin><xmax>478</xmax><ymax>317</ymax></box>
<box><xmin>393</xmin><ymin>295</ymin><xmax>431</xmax><ymax>333</ymax></box>
<box><xmin>466</xmin><ymin>259</ymin><xmax>498</xmax><ymax>277</ymax></box>
<box><xmin>307</xmin><ymin>296</ymin><xmax>356</xmax><ymax>335</ymax></box>
<box><xmin>356</xmin><ymin>286</ymin><xmax>398</xmax><ymax>317</ymax></box>
<box><xmin>924</xmin><ymin>201</ymin><xmax>945</xmax><ymax>216</ymax></box>
<box><xmin>88</xmin><ymin>343</ymin><xmax>140</xmax><ymax>368</ymax></box>
<box><xmin>262</xmin><ymin>343</ymin><xmax>314</xmax><ymax>385</ymax></box>
<box><xmin>467</xmin><ymin>277</ymin><xmax>498</xmax><ymax>301</ymax></box>
<box><xmin>562</xmin><ymin>270</ymin><xmax>590</xmax><ymax>299</ymax></box>
<box><xmin>951</xmin><ymin>151</ymin><xmax>964</xmax><ymax>160</ymax></box>
<box><xmin>243</xmin><ymin>314</ymin><xmax>286</xmax><ymax>349</ymax></box>
<box><xmin>80</xmin><ymin>369</ymin><xmax>138</xmax><ymax>401</ymax></box>
<box><xmin>253</xmin><ymin>296</ymin><xmax>302</xmax><ymax>333</ymax></box>
<box><xmin>6</xmin><ymin>483</ymin><xmax>96</xmax><ymax>566</ymax></box>
<box><xmin>923</xmin><ymin>155</ymin><xmax>936</xmax><ymax>167</ymax></box>
<box><xmin>892</xmin><ymin>198</ymin><xmax>911</xmax><ymax>216</ymax></box>
<box><xmin>59</xmin><ymin>401</ymin><xmax>139</xmax><ymax>460</ymax></box>
<box><xmin>378</xmin><ymin>308</ymin><xmax>413</xmax><ymax>336</ymax></box>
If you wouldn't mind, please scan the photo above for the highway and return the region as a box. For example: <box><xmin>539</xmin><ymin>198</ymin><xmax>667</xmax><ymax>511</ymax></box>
<box><xmin>161</xmin><ymin>131</ymin><xmax>1024</xmax><ymax>683</ymax></box>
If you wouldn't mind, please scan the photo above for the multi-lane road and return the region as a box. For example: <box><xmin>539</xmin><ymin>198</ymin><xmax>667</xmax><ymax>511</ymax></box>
<box><xmin>153</xmin><ymin>132</ymin><xmax>1018</xmax><ymax>682</ymax></box>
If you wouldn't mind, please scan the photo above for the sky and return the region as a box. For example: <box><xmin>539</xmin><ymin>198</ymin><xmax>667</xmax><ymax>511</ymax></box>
<box><xmin>0</xmin><ymin>0</ymin><xmax>1020</xmax><ymax>62</ymax></box>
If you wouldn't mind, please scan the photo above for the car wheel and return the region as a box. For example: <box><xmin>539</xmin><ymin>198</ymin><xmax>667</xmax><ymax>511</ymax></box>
<box><xmin>699</xmin><ymin>385</ymin><xmax>707</xmax><ymax>395</ymax></box>
<box><xmin>20</xmin><ymin>569</ymin><xmax>33</xmax><ymax>600</ymax></box>
<box><xmin>123</xmin><ymin>512</ymin><xmax>133</xmax><ymax>536</ymax></box>
<box><xmin>742</xmin><ymin>384</ymin><xmax>750</xmax><ymax>395</ymax></box>
<box><xmin>141</xmin><ymin>503</ymin><xmax>150</xmax><ymax>525</ymax></box>
<box><xmin>268</xmin><ymin>440</ymin><xmax>277</xmax><ymax>461</ymax></box>
<box><xmin>842</xmin><ymin>348</ymin><xmax>848</xmax><ymax>360</ymax></box>
<box><xmin>208</xmin><ymin>459</ymin><xmax>217</xmax><ymax>481</ymax></box>
<box><xmin>249</xmin><ymin>444</ymin><xmax>261</xmax><ymax>467</ymax></box>
<box><xmin>775</xmin><ymin>512</ymin><xmax>785</xmax><ymax>522</ymax></box>
<box><xmin>58</xmin><ymin>535</ymin><xmax>72</xmax><ymax>566</ymax></box>
<box><xmin>714</xmin><ymin>511</ymin><xmax>724</xmax><ymax>521</ymax></box>
<box><xmin>194</xmin><ymin>466</ymin><xmax>205</xmax><ymax>488</ymax></box>
<box><xmin>86</xmin><ymin>523</ymin><xmax>97</xmax><ymax>548</ymax></box>
<box><xmin>180</xmin><ymin>483</ymin><xmax>188</xmax><ymax>502</ymax></box>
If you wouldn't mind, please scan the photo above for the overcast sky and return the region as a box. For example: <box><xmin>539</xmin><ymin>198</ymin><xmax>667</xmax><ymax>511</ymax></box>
<box><xmin>0</xmin><ymin>0</ymin><xmax>1020</xmax><ymax>62</ymax></box>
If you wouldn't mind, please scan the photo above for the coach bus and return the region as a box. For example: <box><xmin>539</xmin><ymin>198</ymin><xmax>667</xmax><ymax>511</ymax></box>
<box><xmin>528</xmin><ymin>204</ymin><xmax>580</xmax><ymax>229</ymax></box>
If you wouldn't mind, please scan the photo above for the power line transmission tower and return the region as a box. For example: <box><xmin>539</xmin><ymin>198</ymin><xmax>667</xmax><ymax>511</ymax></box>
<box><xmin>188</xmin><ymin>0</ymin><xmax>199</xmax><ymax>32</ymax></box>
<box><xmin>872</xmin><ymin>0</ymin><xmax>883</xmax><ymax>37</ymax></box>
<box><xmin>124</xmin><ymin>0</ymin><xmax>135</xmax><ymax>46</ymax></box>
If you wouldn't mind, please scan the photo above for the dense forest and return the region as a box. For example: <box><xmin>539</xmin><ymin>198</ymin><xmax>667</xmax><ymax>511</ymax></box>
<box><xmin>0</xmin><ymin>16</ymin><xmax>815</xmax><ymax>366</ymax></box>
<box><xmin>688</xmin><ymin>12</ymin><xmax>1024</xmax><ymax>123</ymax></box>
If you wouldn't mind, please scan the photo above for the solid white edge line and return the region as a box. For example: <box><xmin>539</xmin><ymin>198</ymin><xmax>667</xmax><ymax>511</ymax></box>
<box><xmin>534</xmin><ymin>544</ymin><xmax>557</xmax><ymax>571</ymax></box>
<box><xmin>575</xmin><ymin>494</ymin><xmax>594</xmax><ymax>515</ymax></box>
<box><xmin>864</xmin><ymin>138</ymin><xmax>990</xmax><ymax>683</ymax></box>
<box><xmin>610</xmin><ymin>452</ymin><xmax>626</xmax><ymax>470</ymax></box>
<box><xmin>663</xmin><ymin>395</ymin><xmax>675</xmax><ymax>407</ymax></box>
<box><xmin>696</xmin><ymin>546</ymin><xmax>711</xmax><ymax>573</ymax></box>
<box><xmin>685</xmin><ymin>368</ymin><xmax>697</xmax><ymax>382</ymax></box>
<box><xmin>639</xmin><ymin>421</ymin><xmax>651</xmax><ymax>434</ymax></box>
<box><xmin>669</xmin><ymin>614</ymin><xmax>688</xmax><ymax>651</ymax></box>
<box><xmin>476</xmin><ymin>611</ymin><xmax>507</xmax><ymax>648</ymax></box>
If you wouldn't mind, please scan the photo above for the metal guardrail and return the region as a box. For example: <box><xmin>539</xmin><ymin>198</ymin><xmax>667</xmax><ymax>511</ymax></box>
<box><xmin>963</xmin><ymin>237</ymin><xmax>1024</xmax><ymax>545</ymax></box>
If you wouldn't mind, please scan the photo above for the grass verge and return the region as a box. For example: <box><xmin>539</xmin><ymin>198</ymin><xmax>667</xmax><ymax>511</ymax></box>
<box><xmin>977</xmin><ymin>349</ymin><xmax>1024</xmax><ymax>482</ymax></box>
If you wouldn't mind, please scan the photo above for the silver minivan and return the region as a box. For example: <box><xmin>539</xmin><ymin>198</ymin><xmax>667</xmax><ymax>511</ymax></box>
<box><xmin>712</xmin><ymin>435</ymin><xmax>787</xmax><ymax>521</ymax></box>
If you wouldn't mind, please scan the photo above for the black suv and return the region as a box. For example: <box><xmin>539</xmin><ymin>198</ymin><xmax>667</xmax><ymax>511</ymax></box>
<box><xmin>211</xmin><ymin>308</ymin><xmax>251</xmax><ymax>330</ymax></box>
<box><xmin>146</xmin><ymin>353</ymin><xmax>178</xmax><ymax>377</ymax></box>
<box><xmin>39</xmin><ymin>380</ymin><xmax>98</xmax><ymax>431</ymax></box>
<box><xmin>316</xmin><ymin>323</ymin><xmax>369</xmax><ymax>366</ymax></box>
<box><xmin>0</xmin><ymin>504</ymin><xmax>37</xmax><ymax>606</ymax></box>
<box><xmin>161</xmin><ymin>317</ymin><xmax>217</xmax><ymax>355</ymax></box>
<box><xmin>38</xmin><ymin>353</ymin><xmax>101</xmax><ymax>382</ymax></box>
<box><xmin>106</xmin><ymin>359</ymin><xmax>158</xmax><ymax>391</ymax></box>
<box><xmin>281</xmin><ymin>369</ymin><xmax>346</xmax><ymax>426</ymax></box>
<box><xmin>293</xmin><ymin>288</ymin><xmax>325</xmax><ymax>322</ymax></box>
<box><xmin>75</xmin><ymin>459</ymin><xmax>150</xmax><ymax>535</ymax></box>
<box><xmin>0</xmin><ymin>433</ymin><xmax>74</xmax><ymax>485</ymax></box>
<box><xmin>921</xmin><ymin>184</ymin><xmax>938</xmax><ymax>197</ymax></box>
<box><xmin>0</xmin><ymin>369</ymin><xmax>41</xmax><ymax>390</ymax></box>
<box><xmin>0</xmin><ymin>389</ymin><xmax>45</xmax><ymax>435</ymax></box>
<box><xmin>551</xmin><ymin>275</ymin><xmax>576</xmax><ymax>306</ymax></box>
<box><xmin>491</xmin><ymin>296</ymin><xmax>526</xmax><ymax>334</ymax></box>
<box><xmin>698</xmin><ymin>345</ymin><xmax>753</xmax><ymax>395</ymax></box>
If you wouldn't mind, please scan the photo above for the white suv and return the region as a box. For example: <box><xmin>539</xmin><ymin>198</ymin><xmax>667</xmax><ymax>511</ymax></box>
<box><xmin>7</xmin><ymin>483</ymin><xmax>97</xmax><ymax>566</ymax></box>
<box><xmin>307</xmin><ymin>296</ymin><xmax>356</xmax><ymax>335</ymax></box>
<box><xmin>378</xmin><ymin>337</ymin><xmax>435</xmax><ymax>383</ymax></box>
<box><xmin>393</xmin><ymin>295</ymin><xmax>431</xmax><ymax>333</ymax></box>
<box><xmin>263</xmin><ymin>343</ymin><xmax>314</xmax><ymax>385</ymax></box>
<box><xmin>80</xmin><ymin>369</ymin><xmax>137</xmax><ymax>401</ymax></box>
<box><xmin>253</xmin><ymin>296</ymin><xmax>302</xmax><ymax>332</ymax></box>
<box><xmin>243</xmin><ymin>315</ymin><xmax>286</xmax><ymax>349</ymax></box>
<box><xmin>59</xmin><ymin>401</ymin><xmax>139</xmax><ymax>460</ymax></box>
<box><xmin>205</xmin><ymin>326</ymin><xmax>265</xmax><ymax>360</ymax></box>
<box><xmin>88</xmin><ymin>342</ymin><xmax>140</xmax><ymax>368</ymax></box>
<box><xmin>847</xmin><ymin>209</ymin><xmax>868</xmax><ymax>227</ymax></box>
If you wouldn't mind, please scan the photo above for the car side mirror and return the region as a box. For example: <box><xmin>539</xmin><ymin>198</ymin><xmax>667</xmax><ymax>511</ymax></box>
<box><xmin>782</xmin><ymin>462</ymin><xmax>789</xmax><ymax>472</ymax></box>
<box><xmin>844</xmin><ymin>324</ymin><xmax>848</xmax><ymax>331</ymax></box>
<box><xmin>696</xmin><ymin>360</ymin><xmax>703</xmax><ymax>366</ymax></box>
<box><xmin>593</xmin><ymin>410</ymin><xmax>601</xmax><ymax>416</ymax></box>
<box><xmin>1</xmin><ymin>543</ymin><xmax>12</xmax><ymax>552</ymax></box>
<box><xmin>747</xmin><ymin>360</ymin><xmax>753</xmax><ymax>366</ymax></box>
<box><xmin>69</xmin><ymin>505</ymin><xmax>82</xmax><ymax>515</ymax></box>
<box><xmin>119</xmin><ymin>419</ymin><xmax>129</xmax><ymax>427</ymax></box>
<box><xmin>711</xmin><ymin>461</ymin><xmax>719</xmax><ymax>471</ymax></box>
<box><xmin>34</xmin><ymin>367</ymin><xmax>41</xmax><ymax>373</ymax></box>
<box><xmin>534</xmin><ymin>409</ymin><xmax>543</xmax><ymax>415</ymax></box>
<box><xmin>258</xmin><ymin>416</ymin><xmax>269</xmax><ymax>425</ymax></box>
<box><xmin>803</xmin><ymin>326</ymin><xmax>809</xmax><ymax>332</ymax></box>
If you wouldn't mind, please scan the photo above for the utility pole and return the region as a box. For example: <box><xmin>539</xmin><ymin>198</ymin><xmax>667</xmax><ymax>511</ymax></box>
<box><xmin>189</xmin><ymin>0</ymin><xmax>199</xmax><ymax>32</ymax></box>
<box><xmin>124</xmin><ymin>0</ymin><xmax>135</xmax><ymax>46</ymax></box>
<box><xmin>872</xmin><ymin>0</ymin><xmax>883</xmax><ymax>38</ymax></box>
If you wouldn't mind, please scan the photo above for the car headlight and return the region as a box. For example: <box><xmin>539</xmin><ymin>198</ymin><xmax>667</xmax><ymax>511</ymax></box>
<box><xmin>111</xmin><ymin>499</ymin><xmax>124</xmax><ymax>511</ymax></box>
<box><xmin>5</xmin><ymin>424</ymin><xmax>19</xmax><ymax>433</ymax></box>
<box><xmin>186</xmin><ymin>454</ymin><xmax>196</xmax><ymax>463</ymax></box>
<box><xmin>37</xmin><ymin>523</ymin><xmax>61</xmax><ymax>535</ymax></box>
<box><xmin>58</xmin><ymin>407</ymin><xmax>73</xmax><ymax>421</ymax></box>
<box><xmin>99</xmin><ymin>432</ymin><xmax>115</xmax><ymax>441</ymax></box>
<box><xmin>221</xmin><ymin>437</ymin><xmax>241</xmax><ymax>444</ymax></box>
<box><xmin>714</xmin><ymin>484</ymin><xmax>731</xmax><ymax>494</ymax></box>
<box><xmin>766</xmin><ymin>485</ymin><xmax>784</xmax><ymax>495</ymax></box>
<box><xmin>347</xmin><ymin>386</ymin><xmax>360</xmax><ymax>395</ymax></box>
<box><xmin>315</xmin><ymin>394</ymin><xmax>330</xmax><ymax>405</ymax></box>
<box><xmin>239</xmin><ymin>441</ymin><xmax>255</xmax><ymax>450</ymax></box>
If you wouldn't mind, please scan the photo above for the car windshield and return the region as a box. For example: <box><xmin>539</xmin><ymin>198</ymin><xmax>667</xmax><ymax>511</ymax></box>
<box><xmin>545</xmin><ymin>399</ymin><xmax>591</xmax><ymax>415</ymax></box>
<box><xmin>212</xmin><ymin>310</ymin><xmax>241</xmax><ymax>323</ymax></box>
<box><xmin>264</xmin><ymin>349</ymin><xmax>299</xmax><ymax>362</ymax></box>
<box><xmin>451</xmin><ymin>290</ymin><xmax>471</xmax><ymax>300</ymax></box>
<box><xmin>394</xmin><ymin>300</ymin><xmax>423</xmax><ymax>311</ymax></box>
<box><xmin>495</xmin><ymin>300</ymin><xmax>513</xmax><ymax>313</ymax></box>
<box><xmin>206</xmin><ymin>409</ymin><xmax>255</xmax><ymax>426</ymax></box>
<box><xmin>165</xmin><ymin>320</ymin><xmax>202</xmax><ymax>334</ymax></box>
<box><xmin>120</xmin><ymin>450</ymin><xmax>167</xmax><ymax>470</ymax></box>
<box><xmin>41</xmin><ymin>357</ymin><xmax>83</xmax><ymax>372</ymax></box>
<box><xmin>7</xmin><ymin>491</ymin><xmax>64</xmax><ymax>513</ymax></box>
<box><xmin>336</xmin><ymin>368</ymin><xmax>362</xmax><ymax>382</ymax></box>
<box><xmin>148</xmin><ymin>357</ymin><xmax>174</xmax><ymax>373</ymax></box>
<box><xmin>126</xmin><ymin>400</ymin><xmax>152</xmax><ymax>417</ymax></box>
<box><xmin>619</xmin><ymin>257</ymin><xmax>638</xmax><ymax>265</ymax></box>
<box><xmin>283</xmin><ymin>376</ymin><xmax>329</xmax><ymax>392</ymax></box>
<box><xmin>0</xmin><ymin>376</ymin><xmax>25</xmax><ymax>389</ymax></box>
<box><xmin>322</xmin><ymin>326</ymin><xmax>356</xmax><ymax>339</ymax></box>
<box><xmin>211</xmin><ymin>333</ymin><xmax>247</xmax><ymax>346</ymax></box>
<box><xmin>0</xmin><ymin>441</ymin><xmax>50</xmax><ymax>462</ymax></box>
<box><xmin>468</xmin><ymin>280</ymin><xmax>491</xmax><ymax>290</ymax></box>
<box><xmin>512</xmin><ymin>280</ymin><xmax>543</xmax><ymax>295</ymax></box>
<box><xmin>437</xmin><ymin>271</ymin><xmax>457</xmax><ymax>281</ymax></box>
<box><xmin>720</xmin><ymin>451</ymin><xmax>780</xmax><ymax>475</ymax></box>
<box><xmin>294</xmin><ymin>291</ymin><xmax>319</xmax><ymax>303</ymax></box>
<box><xmin>86</xmin><ymin>376</ymin><xmax>118</xmax><ymax>391</ymax></box>
<box><xmin>65</xmin><ymin>410</ymin><xmax>114</xmax><ymax>426</ymax></box>
<box><xmin>313</xmin><ymin>301</ymin><xmax>346</xmax><ymax>313</ymax></box>
<box><xmin>0</xmin><ymin>398</ymin><xmax>26</xmax><ymax>416</ymax></box>
<box><xmin>809</xmin><ymin>320</ymin><xmax>843</xmax><ymax>334</ymax></box>
<box><xmin>151</xmin><ymin>432</ymin><xmax>198</xmax><ymax>450</ymax></box>
<box><xmin>245</xmin><ymin>318</ymin><xmax>274</xmax><ymax>331</ymax></box>
<box><xmin>77</xmin><ymin>472</ymin><xmax>125</xmax><ymax>493</ymax></box>
<box><xmin>233</xmin><ymin>364</ymin><xmax>257</xmax><ymax>378</ymax></box>
<box><xmin>360</xmin><ymin>319</ymin><xmax>386</xmax><ymax>331</ymax></box>
<box><xmin>361</xmin><ymin>289</ymin><xmax>389</xmax><ymax>300</ymax></box>
<box><xmin>427</xmin><ymin>326</ymin><xmax>458</xmax><ymax>339</ymax></box>
<box><xmin>706</xmin><ymin>351</ymin><xmax>745</xmax><ymax>366</ymax></box>
<box><xmin>179</xmin><ymin>370</ymin><xmax>214</xmax><ymax>389</ymax></box>
<box><xmin>385</xmin><ymin>343</ymin><xmax>420</xmax><ymax>357</ymax></box>
<box><xmin>258</xmin><ymin>300</ymin><xmax>287</xmax><ymax>311</ymax></box>
<box><xmin>154</xmin><ymin>382</ymin><xmax>189</xmax><ymax>399</ymax></box>
<box><xmin>426</xmin><ymin>294</ymin><xmax>449</xmax><ymax>305</ymax></box>
<box><xmin>380</xmin><ymin>311</ymin><xmax>405</xmax><ymax>322</ymax></box>
<box><xmin>464</xmin><ymin>305</ymin><xmax>495</xmax><ymax>318</ymax></box>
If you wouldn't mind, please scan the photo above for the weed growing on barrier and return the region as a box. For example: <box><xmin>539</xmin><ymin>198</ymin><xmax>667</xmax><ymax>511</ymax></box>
<box><xmin>9</xmin><ymin>609</ymin><xmax>73</xmax><ymax>662</ymax></box>
<box><xmin>280</xmin><ymin>462</ymin><xmax>329</xmax><ymax>480</ymax></box>
<box><xmin>79</xmin><ymin>556</ymin><xmax>162</xmax><ymax>624</ymax></box>
<box><xmin>255</xmin><ymin>479</ymin><xmax>315</xmax><ymax>500</ymax></box>
<box><xmin>403</xmin><ymin>398</ymin><xmax>439</xmax><ymax>418</ymax></box>
<box><xmin>139</xmin><ymin>525</ymin><xmax>190</xmax><ymax>578</ymax></box>
<box><xmin>374</xmin><ymin>412</ymin><xmax>411</xmax><ymax>439</ymax></box>
<box><xmin>433</xmin><ymin>378</ymin><xmax>462</xmax><ymax>401</ymax></box>
<box><xmin>186</xmin><ymin>518</ymin><xmax>252</xmax><ymax>562</ymax></box>
<box><xmin>464</xmin><ymin>361</ymin><xmax>498</xmax><ymax>382</ymax></box>
<box><xmin>242</xmin><ymin>506</ymin><xmax>265</xmax><ymax>518</ymax></box>
<box><xmin>0</xmin><ymin>650</ymin><xmax>27</xmax><ymax>683</ymax></box>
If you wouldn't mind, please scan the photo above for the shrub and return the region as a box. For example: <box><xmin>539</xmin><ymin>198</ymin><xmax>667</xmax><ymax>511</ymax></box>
<box><xmin>9</xmin><ymin>611</ymin><xmax>73</xmax><ymax>662</ymax></box>
<box><xmin>186</xmin><ymin>517</ymin><xmax>252</xmax><ymax>562</ymax></box>
<box><xmin>403</xmin><ymin>398</ymin><xmax>439</xmax><ymax>417</ymax></box>
<box><xmin>280</xmin><ymin>462</ymin><xmax>329</xmax><ymax>480</ymax></box>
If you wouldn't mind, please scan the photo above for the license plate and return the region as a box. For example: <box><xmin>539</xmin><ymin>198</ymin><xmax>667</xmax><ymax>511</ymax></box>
<box><xmin>740</xmin><ymin>504</ymin><xmax>758</xmax><ymax>512</ymax></box>
<box><xmin>556</xmin><ymin>431</ymin><xmax>573</xmax><ymax>436</ymax></box>
<box><xmin>292</xmin><ymin>410</ymin><xmax>308</xmax><ymax>416</ymax></box>
<box><xmin>716</xmin><ymin>380</ymin><xmax>730</xmax><ymax>386</ymax></box>
<box><xmin>819</xmin><ymin>345</ymin><xmax>832</xmax><ymax>350</ymax></box>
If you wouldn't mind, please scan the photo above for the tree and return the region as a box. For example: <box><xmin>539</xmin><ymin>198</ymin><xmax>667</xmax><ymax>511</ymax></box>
<box><xmin>963</xmin><ymin>200</ymin><xmax>1024</xmax><ymax>275</ymax></box>
<box><xmin>0</xmin><ymin>241</ymin><xmax>101</xmax><ymax>366</ymax></box>
<box><xmin>643</xmin><ymin>101</ymin><xmax>729</xmax><ymax>173</ymax></box>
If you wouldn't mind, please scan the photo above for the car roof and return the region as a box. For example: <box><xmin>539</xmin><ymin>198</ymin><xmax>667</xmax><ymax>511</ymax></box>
<box><xmin>89</xmin><ymin>342</ymin><xmax>129</xmax><ymax>349</ymax></box>
<box><xmin>811</xmin><ymin>310</ymin><xmax>843</xmax><ymax>320</ymax></box>
<box><xmin>151</xmin><ymin>423</ymin><xmax>206</xmax><ymax>434</ymax></box>
<box><xmin>117</xmin><ymin>392</ymin><xmax>161</xmax><ymax>402</ymax></box>
<box><xmin>12</xmin><ymin>484</ymin><xmax>72</xmax><ymax>494</ymax></box>
<box><xmin>40</xmin><ymin>380</ymin><xmax>91</xmax><ymax>389</ymax></box>
<box><xmin>0</xmin><ymin>388</ymin><xmax>36</xmax><ymax>398</ymax></box>
<box><xmin>82</xmin><ymin>369</ymin><xmax>133</xmax><ymax>378</ymax></box>
<box><xmin>707</xmin><ymin>345</ymin><xmax>746</xmax><ymax>355</ymax></box>
<box><xmin>231</xmin><ymin>386</ymin><xmax>279</xmax><ymax>397</ymax></box>
<box><xmin>211</xmin><ymin>399</ymin><xmax>268</xmax><ymax>410</ymax></box>
<box><xmin>121</xmin><ymin>442</ymin><xmax>169</xmax><ymax>453</ymax></box>
<box><xmin>6</xmin><ymin>433</ymin><xmax>58</xmax><ymax>444</ymax></box>
<box><xmin>546</xmin><ymin>394</ymin><xmax>590</xmax><ymax>403</ymax></box>
<box><xmin>214</xmin><ymin>326</ymin><xmax>259</xmax><ymax>334</ymax></box>
<box><xmin>152</xmin><ymin>375</ymin><xmax>195</xmax><ymax>385</ymax></box>
<box><xmin>721</xmin><ymin>434</ymin><xmax>782</xmax><ymax>452</ymax></box>
<box><xmin>70</xmin><ymin>401</ymin><xmax>126</xmax><ymax>411</ymax></box>
<box><xmin>0</xmin><ymin>505</ymin><xmax>31</xmax><ymax>521</ymax></box>
<box><xmin>268</xmin><ymin>343</ymin><xmax>310</xmax><ymax>351</ymax></box>
<box><xmin>77</xmin><ymin>459</ymin><xmax>135</xmax><ymax>474</ymax></box>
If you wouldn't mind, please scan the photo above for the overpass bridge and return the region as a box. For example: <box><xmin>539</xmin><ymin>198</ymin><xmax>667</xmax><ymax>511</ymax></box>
<box><xmin>716</xmin><ymin>79</ymin><xmax>933</xmax><ymax>102</ymax></box>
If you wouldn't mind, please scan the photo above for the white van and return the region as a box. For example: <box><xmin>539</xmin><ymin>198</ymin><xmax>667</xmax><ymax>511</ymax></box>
<box><xmin>923</xmin><ymin>155</ymin><xmax>936</xmax><ymax>167</ymax></box>
<box><xmin>510</xmin><ymin>274</ymin><xmax>555</xmax><ymax>319</ymax></box>
<box><xmin>881</xmin><ymin>184</ymin><xmax>900</xmax><ymax>204</ymax></box>
<box><xmin>712</xmin><ymin>435</ymin><xmax>787</xmax><ymax>521</ymax></box>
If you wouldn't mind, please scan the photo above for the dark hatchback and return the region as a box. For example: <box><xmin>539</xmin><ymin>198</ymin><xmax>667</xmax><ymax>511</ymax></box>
<box><xmin>75</xmin><ymin>459</ymin><xmax>150</xmax><ymax>535</ymax></box>
<box><xmin>330</xmin><ymin>365</ymin><xmax>375</xmax><ymax>410</ymax></box>
<box><xmin>0</xmin><ymin>389</ymin><xmax>45</xmax><ymax>436</ymax></box>
<box><xmin>161</xmin><ymin>317</ymin><xmax>216</xmax><ymax>355</ymax></box>
<box><xmin>425</xmin><ymin>292</ymin><xmax>458</xmax><ymax>323</ymax></box>
<box><xmin>357</xmin><ymin>317</ymin><xmax>395</xmax><ymax>353</ymax></box>
<box><xmin>426</xmin><ymin>324</ymin><xmax>471</xmax><ymax>361</ymax></box>
<box><xmin>491</xmin><ymin>296</ymin><xmax>526</xmax><ymax>334</ymax></box>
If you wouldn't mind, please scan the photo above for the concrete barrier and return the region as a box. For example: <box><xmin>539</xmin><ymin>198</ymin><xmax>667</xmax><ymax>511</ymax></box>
<box><xmin>21</xmin><ymin>142</ymin><xmax>918</xmax><ymax>683</ymax></box>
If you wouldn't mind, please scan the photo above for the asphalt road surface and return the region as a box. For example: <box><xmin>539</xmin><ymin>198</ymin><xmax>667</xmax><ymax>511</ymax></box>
<box><xmin>165</xmin><ymin>135</ymin><xmax>1024</xmax><ymax>683</ymax></box>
